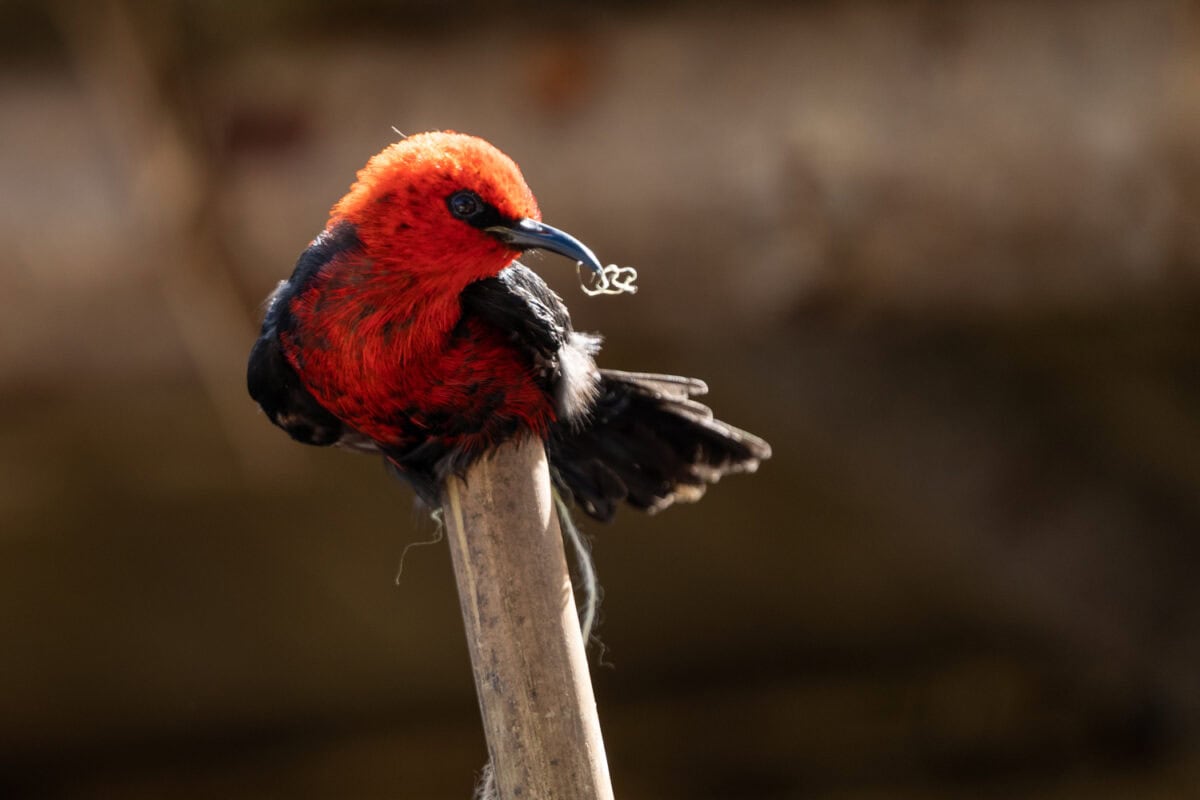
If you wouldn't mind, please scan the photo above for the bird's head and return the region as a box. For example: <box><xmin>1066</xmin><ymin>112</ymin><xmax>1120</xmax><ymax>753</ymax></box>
<box><xmin>330</xmin><ymin>131</ymin><xmax>602</xmax><ymax>284</ymax></box>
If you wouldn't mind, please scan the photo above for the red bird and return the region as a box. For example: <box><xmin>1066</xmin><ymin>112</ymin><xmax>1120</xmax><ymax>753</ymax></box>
<box><xmin>248</xmin><ymin>132</ymin><xmax>770</xmax><ymax>520</ymax></box>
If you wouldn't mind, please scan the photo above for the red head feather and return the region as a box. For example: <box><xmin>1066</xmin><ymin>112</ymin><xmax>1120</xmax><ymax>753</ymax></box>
<box><xmin>330</xmin><ymin>131</ymin><xmax>541</xmax><ymax>284</ymax></box>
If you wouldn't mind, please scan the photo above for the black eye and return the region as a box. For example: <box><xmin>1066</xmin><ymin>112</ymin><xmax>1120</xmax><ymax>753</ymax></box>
<box><xmin>448</xmin><ymin>190</ymin><xmax>484</xmax><ymax>220</ymax></box>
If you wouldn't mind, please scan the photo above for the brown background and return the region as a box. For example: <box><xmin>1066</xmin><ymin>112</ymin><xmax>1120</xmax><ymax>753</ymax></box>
<box><xmin>3</xmin><ymin>1</ymin><xmax>1200</xmax><ymax>797</ymax></box>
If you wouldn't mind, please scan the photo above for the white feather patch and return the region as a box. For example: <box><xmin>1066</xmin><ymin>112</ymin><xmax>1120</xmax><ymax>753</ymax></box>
<box><xmin>555</xmin><ymin>332</ymin><xmax>602</xmax><ymax>423</ymax></box>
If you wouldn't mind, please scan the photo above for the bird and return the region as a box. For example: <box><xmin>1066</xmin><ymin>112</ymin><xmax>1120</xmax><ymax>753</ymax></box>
<box><xmin>247</xmin><ymin>131</ymin><xmax>770</xmax><ymax>521</ymax></box>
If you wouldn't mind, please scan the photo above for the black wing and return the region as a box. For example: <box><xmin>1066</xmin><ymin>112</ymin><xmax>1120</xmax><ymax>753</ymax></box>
<box><xmin>247</xmin><ymin>222</ymin><xmax>377</xmax><ymax>452</ymax></box>
<box><xmin>460</xmin><ymin>262</ymin><xmax>570</xmax><ymax>363</ymax></box>
<box><xmin>459</xmin><ymin>263</ymin><xmax>602</xmax><ymax>422</ymax></box>
<box><xmin>549</xmin><ymin>370</ymin><xmax>771</xmax><ymax>521</ymax></box>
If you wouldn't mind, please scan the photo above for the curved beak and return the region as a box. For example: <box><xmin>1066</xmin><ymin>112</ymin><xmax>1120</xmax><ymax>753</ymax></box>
<box><xmin>486</xmin><ymin>218</ymin><xmax>603</xmax><ymax>274</ymax></box>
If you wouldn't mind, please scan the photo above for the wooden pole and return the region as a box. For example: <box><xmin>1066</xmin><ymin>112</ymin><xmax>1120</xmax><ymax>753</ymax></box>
<box><xmin>443</xmin><ymin>436</ymin><xmax>615</xmax><ymax>800</ymax></box>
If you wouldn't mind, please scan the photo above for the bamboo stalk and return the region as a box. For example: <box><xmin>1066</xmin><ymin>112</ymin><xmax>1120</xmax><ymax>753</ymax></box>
<box><xmin>443</xmin><ymin>436</ymin><xmax>614</xmax><ymax>800</ymax></box>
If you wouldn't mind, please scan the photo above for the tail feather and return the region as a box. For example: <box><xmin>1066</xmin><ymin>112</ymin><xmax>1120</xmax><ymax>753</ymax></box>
<box><xmin>549</xmin><ymin>370</ymin><xmax>771</xmax><ymax>521</ymax></box>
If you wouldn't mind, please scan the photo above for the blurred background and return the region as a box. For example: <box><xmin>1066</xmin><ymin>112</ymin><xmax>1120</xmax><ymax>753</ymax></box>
<box><xmin>3</xmin><ymin>0</ymin><xmax>1200</xmax><ymax>797</ymax></box>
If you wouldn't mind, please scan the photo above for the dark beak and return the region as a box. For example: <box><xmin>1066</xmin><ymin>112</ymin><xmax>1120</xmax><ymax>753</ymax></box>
<box><xmin>486</xmin><ymin>218</ymin><xmax>603</xmax><ymax>274</ymax></box>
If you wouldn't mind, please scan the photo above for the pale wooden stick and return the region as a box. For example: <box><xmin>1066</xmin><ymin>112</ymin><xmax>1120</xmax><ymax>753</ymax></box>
<box><xmin>443</xmin><ymin>436</ymin><xmax>614</xmax><ymax>800</ymax></box>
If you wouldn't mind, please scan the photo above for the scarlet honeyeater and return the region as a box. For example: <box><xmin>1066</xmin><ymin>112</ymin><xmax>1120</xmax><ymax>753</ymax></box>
<box><xmin>248</xmin><ymin>132</ymin><xmax>770</xmax><ymax>519</ymax></box>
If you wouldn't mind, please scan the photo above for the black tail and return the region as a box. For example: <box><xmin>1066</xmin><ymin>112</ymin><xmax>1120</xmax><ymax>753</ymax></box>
<box><xmin>548</xmin><ymin>370</ymin><xmax>772</xmax><ymax>522</ymax></box>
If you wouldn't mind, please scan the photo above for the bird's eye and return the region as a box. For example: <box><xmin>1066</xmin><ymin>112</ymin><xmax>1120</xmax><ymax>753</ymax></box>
<box><xmin>448</xmin><ymin>190</ymin><xmax>484</xmax><ymax>220</ymax></box>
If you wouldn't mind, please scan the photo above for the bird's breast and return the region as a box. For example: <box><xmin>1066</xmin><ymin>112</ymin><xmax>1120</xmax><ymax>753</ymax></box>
<box><xmin>283</xmin><ymin>284</ymin><xmax>554</xmax><ymax>449</ymax></box>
